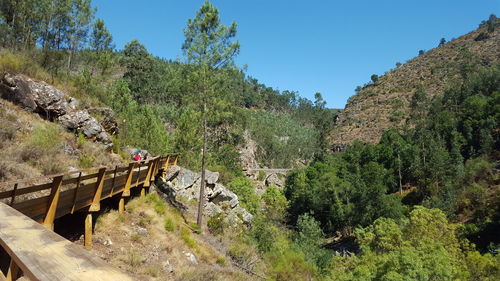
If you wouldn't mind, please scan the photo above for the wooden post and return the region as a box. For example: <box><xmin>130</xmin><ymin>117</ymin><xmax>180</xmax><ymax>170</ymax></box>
<box><xmin>71</xmin><ymin>172</ymin><xmax>82</xmax><ymax>214</ymax></box>
<box><xmin>84</xmin><ymin>213</ymin><xmax>92</xmax><ymax>250</ymax></box>
<box><xmin>6</xmin><ymin>259</ymin><xmax>20</xmax><ymax>281</ymax></box>
<box><xmin>43</xmin><ymin>175</ymin><xmax>63</xmax><ymax>230</ymax></box>
<box><xmin>119</xmin><ymin>198</ymin><xmax>125</xmax><ymax>213</ymax></box>
<box><xmin>164</xmin><ymin>155</ymin><xmax>170</xmax><ymax>170</ymax></box>
<box><xmin>109</xmin><ymin>165</ymin><xmax>118</xmax><ymax>196</ymax></box>
<box><xmin>119</xmin><ymin>163</ymin><xmax>135</xmax><ymax>213</ymax></box>
<box><xmin>89</xmin><ymin>168</ymin><xmax>107</xmax><ymax>212</ymax></box>
<box><xmin>142</xmin><ymin>161</ymin><xmax>154</xmax><ymax>193</ymax></box>
<box><xmin>10</xmin><ymin>183</ymin><xmax>18</xmax><ymax>206</ymax></box>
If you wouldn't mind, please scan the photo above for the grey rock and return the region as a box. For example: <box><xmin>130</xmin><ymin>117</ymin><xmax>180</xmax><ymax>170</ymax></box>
<box><xmin>211</xmin><ymin>186</ymin><xmax>238</xmax><ymax>205</ymax></box>
<box><xmin>265</xmin><ymin>173</ymin><xmax>283</xmax><ymax>188</ymax></box>
<box><xmin>137</xmin><ymin>227</ymin><xmax>148</xmax><ymax>236</ymax></box>
<box><xmin>204</xmin><ymin>202</ymin><xmax>223</xmax><ymax>217</ymax></box>
<box><xmin>164</xmin><ymin>165</ymin><xmax>180</xmax><ymax>181</ymax></box>
<box><xmin>0</xmin><ymin>73</ymin><xmax>37</xmax><ymax>111</ymax></box>
<box><xmin>162</xmin><ymin>260</ymin><xmax>174</xmax><ymax>273</ymax></box>
<box><xmin>175</xmin><ymin>168</ymin><xmax>200</xmax><ymax>190</ymax></box>
<box><xmin>184</xmin><ymin>252</ymin><xmax>197</xmax><ymax>264</ymax></box>
<box><xmin>203</xmin><ymin>170</ymin><xmax>219</xmax><ymax>184</ymax></box>
<box><xmin>232</xmin><ymin>206</ymin><xmax>253</xmax><ymax>224</ymax></box>
<box><xmin>88</xmin><ymin>107</ymin><xmax>119</xmax><ymax>135</ymax></box>
<box><xmin>0</xmin><ymin>73</ymin><xmax>113</xmax><ymax>145</ymax></box>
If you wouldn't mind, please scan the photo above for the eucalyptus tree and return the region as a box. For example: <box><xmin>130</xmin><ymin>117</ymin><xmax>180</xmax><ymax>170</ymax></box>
<box><xmin>182</xmin><ymin>0</ymin><xmax>240</xmax><ymax>227</ymax></box>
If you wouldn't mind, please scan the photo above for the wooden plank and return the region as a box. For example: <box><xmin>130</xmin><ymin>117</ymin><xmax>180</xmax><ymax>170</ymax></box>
<box><xmin>89</xmin><ymin>168</ymin><xmax>106</xmax><ymax>212</ymax></box>
<box><xmin>42</xmin><ymin>176</ymin><xmax>63</xmax><ymax>230</ymax></box>
<box><xmin>6</xmin><ymin>259</ymin><xmax>20</xmax><ymax>281</ymax></box>
<box><xmin>70</xmin><ymin>172</ymin><xmax>82</xmax><ymax>214</ymax></box>
<box><xmin>0</xmin><ymin>203</ymin><xmax>134</xmax><ymax>281</ymax></box>
<box><xmin>0</xmin><ymin>182</ymin><xmax>52</xmax><ymax>200</ymax></box>
<box><xmin>84</xmin><ymin>213</ymin><xmax>92</xmax><ymax>250</ymax></box>
<box><xmin>122</xmin><ymin>163</ymin><xmax>135</xmax><ymax>197</ymax></box>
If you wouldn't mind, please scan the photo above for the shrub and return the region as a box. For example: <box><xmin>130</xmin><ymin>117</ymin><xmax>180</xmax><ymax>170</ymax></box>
<box><xmin>261</xmin><ymin>186</ymin><xmax>288</xmax><ymax>221</ymax></box>
<box><xmin>164</xmin><ymin>217</ymin><xmax>174</xmax><ymax>232</ymax></box>
<box><xmin>207</xmin><ymin>213</ymin><xmax>227</xmax><ymax>235</ymax></box>
<box><xmin>370</xmin><ymin>74</ymin><xmax>379</xmax><ymax>83</ymax></box>
<box><xmin>257</xmin><ymin>170</ymin><xmax>266</xmax><ymax>181</ymax></box>
<box><xmin>0</xmin><ymin>50</ymin><xmax>48</xmax><ymax>80</ymax></box>
<box><xmin>76</xmin><ymin>132</ymin><xmax>86</xmax><ymax>148</ymax></box>
<box><xmin>181</xmin><ymin>227</ymin><xmax>197</xmax><ymax>249</ymax></box>
<box><xmin>228</xmin><ymin>177</ymin><xmax>260</xmax><ymax>214</ymax></box>
<box><xmin>79</xmin><ymin>154</ymin><xmax>94</xmax><ymax>168</ymax></box>
<box><xmin>216</xmin><ymin>257</ymin><xmax>227</xmax><ymax>266</ymax></box>
<box><xmin>126</xmin><ymin>251</ymin><xmax>142</xmax><ymax>267</ymax></box>
<box><xmin>29</xmin><ymin>124</ymin><xmax>62</xmax><ymax>151</ymax></box>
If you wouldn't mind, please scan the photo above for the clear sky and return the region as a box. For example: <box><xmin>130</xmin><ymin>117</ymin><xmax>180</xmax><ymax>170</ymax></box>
<box><xmin>93</xmin><ymin>0</ymin><xmax>499</xmax><ymax>108</ymax></box>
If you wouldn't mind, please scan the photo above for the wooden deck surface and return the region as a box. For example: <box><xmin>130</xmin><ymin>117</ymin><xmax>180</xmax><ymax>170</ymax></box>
<box><xmin>0</xmin><ymin>202</ymin><xmax>134</xmax><ymax>281</ymax></box>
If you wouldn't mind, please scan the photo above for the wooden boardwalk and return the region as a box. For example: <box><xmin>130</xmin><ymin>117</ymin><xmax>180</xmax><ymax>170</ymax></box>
<box><xmin>0</xmin><ymin>202</ymin><xmax>134</xmax><ymax>281</ymax></box>
<box><xmin>0</xmin><ymin>154</ymin><xmax>178</xmax><ymax>280</ymax></box>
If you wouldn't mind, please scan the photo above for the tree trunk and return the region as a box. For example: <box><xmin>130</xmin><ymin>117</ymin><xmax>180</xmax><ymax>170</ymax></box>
<box><xmin>398</xmin><ymin>153</ymin><xmax>402</xmax><ymax>195</ymax></box>
<box><xmin>197</xmin><ymin>102</ymin><xmax>207</xmax><ymax>228</ymax></box>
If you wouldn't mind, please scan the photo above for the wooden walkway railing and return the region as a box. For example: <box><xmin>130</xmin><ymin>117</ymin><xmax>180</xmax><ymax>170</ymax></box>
<box><xmin>0</xmin><ymin>153</ymin><xmax>178</xmax><ymax>280</ymax></box>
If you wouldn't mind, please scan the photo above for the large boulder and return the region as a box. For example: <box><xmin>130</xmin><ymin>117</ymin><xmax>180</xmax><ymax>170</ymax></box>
<box><xmin>88</xmin><ymin>107</ymin><xmax>119</xmax><ymax>135</ymax></box>
<box><xmin>0</xmin><ymin>73</ymin><xmax>113</xmax><ymax>145</ymax></box>
<box><xmin>203</xmin><ymin>170</ymin><xmax>219</xmax><ymax>185</ymax></box>
<box><xmin>174</xmin><ymin>168</ymin><xmax>200</xmax><ymax>190</ymax></box>
<box><xmin>265</xmin><ymin>173</ymin><xmax>284</xmax><ymax>188</ymax></box>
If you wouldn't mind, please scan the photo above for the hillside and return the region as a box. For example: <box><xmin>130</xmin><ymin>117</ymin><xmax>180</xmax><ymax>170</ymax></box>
<box><xmin>329</xmin><ymin>18</ymin><xmax>500</xmax><ymax>149</ymax></box>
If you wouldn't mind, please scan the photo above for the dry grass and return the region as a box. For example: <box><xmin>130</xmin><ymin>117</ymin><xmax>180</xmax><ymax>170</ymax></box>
<box><xmin>88</xmin><ymin>194</ymin><xmax>258</xmax><ymax>281</ymax></box>
<box><xmin>0</xmin><ymin>100</ymin><xmax>123</xmax><ymax>183</ymax></box>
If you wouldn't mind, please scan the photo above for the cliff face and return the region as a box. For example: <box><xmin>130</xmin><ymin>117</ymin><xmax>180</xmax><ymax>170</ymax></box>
<box><xmin>329</xmin><ymin>20</ymin><xmax>500</xmax><ymax>148</ymax></box>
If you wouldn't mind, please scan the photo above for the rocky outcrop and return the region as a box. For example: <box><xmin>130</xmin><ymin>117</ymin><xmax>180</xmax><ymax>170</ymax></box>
<box><xmin>0</xmin><ymin>73</ymin><xmax>114</xmax><ymax>145</ymax></box>
<box><xmin>157</xmin><ymin>166</ymin><xmax>253</xmax><ymax>225</ymax></box>
<box><xmin>265</xmin><ymin>173</ymin><xmax>284</xmax><ymax>188</ymax></box>
<box><xmin>239</xmin><ymin>130</ymin><xmax>259</xmax><ymax>169</ymax></box>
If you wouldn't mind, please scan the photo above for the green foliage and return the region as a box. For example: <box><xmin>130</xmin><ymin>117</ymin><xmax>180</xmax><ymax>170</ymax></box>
<box><xmin>247</xmin><ymin>111</ymin><xmax>319</xmax><ymax>167</ymax></box>
<box><xmin>181</xmin><ymin>227</ymin><xmax>198</xmax><ymax>249</ymax></box>
<box><xmin>164</xmin><ymin>217</ymin><xmax>174</xmax><ymax>232</ymax></box>
<box><xmin>79</xmin><ymin>153</ymin><xmax>94</xmax><ymax>168</ymax></box>
<box><xmin>261</xmin><ymin>186</ymin><xmax>288</xmax><ymax>221</ymax></box>
<box><xmin>294</xmin><ymin>214</ymin><xmax>332</xmax><ymax>270</ymax></box>
<box><xmin>29</xmin><ymin>123</ymin><xmax>62</xmax><ymax>150</ymax></box>
<box><xmin>207</xmin><ymin>212</ymin><xmax>227</xmax><ymax>235</ymax></box>
<box><xmin>76</xmin><ymin>132</ymin><xmax>86</xmax><ymax>148</ymax></box>
<box><xmin>329</xmin><ymin>207</ymin><xmax>500</xmax><ymax>281</ymax></box>
<box><xmin>370</xmin><ymin>74</ymin><xmax>379</xmax><ymax>83</ymax></box>
<box><xmin>257</xmin><ymin>170</ymin><xmax>266</xmax><ymax>181</ymax></box>
<box><xmin>228</xmin><ymin>177</ymin><xmax>260</xmax><ymax>214</ymax></box>
<box><xmin>285</xmin><ymin>153</ymin><xmax>406</xmax><ymax>235</ymax></box>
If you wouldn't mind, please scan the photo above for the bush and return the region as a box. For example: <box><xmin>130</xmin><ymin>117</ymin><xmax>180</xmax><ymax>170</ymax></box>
<box><xmin>207</xmin><ymin>213</ymin><xmax>227</xmax><ymax>235</ymax></box>
<box><xmin>181</xmin><ymin>227</ymin><xmax>197</xmax><ymax>249</ymax></box>
<box><xmin>261</xmin><ymin>186</ymin><xmax>288</xmax><ymax>221</ymax></box>
<box><xmin>164</xmin><ymin>217</ymin><xmax>174</xmax><ymax>232</ymax></box>
<box><xmin>79</xmin><ymin>154</ymin><xmax>94</xmax><ymax>168</ymax></box>
<box><xmin>257</xmin><ymin>170</ymin><xmax>266</xmax><ymax>181</ymax></box>
<box><xmin>0</xmin><ymin>50</ymin><xmax>48</xmax><ymax>80</ymax></box>
<box><xmin>228</xmin><ymin>177</ymin><xmax>260</xmax><ymax>214</ymax></box>
<box><xmin>216</xmin><ymin>257</ymin><xmax>226</xmax><ymax>266</ymax></box>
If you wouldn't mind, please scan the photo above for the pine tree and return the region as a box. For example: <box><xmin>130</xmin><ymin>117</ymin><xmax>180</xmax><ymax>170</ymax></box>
<box><xmin>182</xmin><ymin>0</ymin><xmax>240</xmax><ymax>227</ymax></box>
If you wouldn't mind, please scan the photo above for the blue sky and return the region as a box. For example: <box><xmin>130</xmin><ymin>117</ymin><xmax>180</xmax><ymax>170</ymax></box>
<box><xmin>93</xmin><ymin>0</ymin><xmax>499</xmax><ymax>108</ymax></box>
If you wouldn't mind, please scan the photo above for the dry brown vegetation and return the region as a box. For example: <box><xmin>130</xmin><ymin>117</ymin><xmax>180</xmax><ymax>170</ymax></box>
<box><xmin>83</xmin><ymin>193</ymin><xmax>257</xmax><ymax>281</ymax></box>
<box><xmin>0</xmin><ymin>99</ymin><xmax>123</xmax><ymax>184</ymax></box>
<box><xmin>330</xmin><ymin>20</ymin><xmax>500</xmax><ymax>146</ymax></box>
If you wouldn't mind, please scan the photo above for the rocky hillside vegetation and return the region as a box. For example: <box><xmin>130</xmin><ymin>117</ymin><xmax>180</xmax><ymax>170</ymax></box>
<box><xmin>330</xmin><ymin>17</ymin><xmax>500</xmax><ymax>148</ymax></box>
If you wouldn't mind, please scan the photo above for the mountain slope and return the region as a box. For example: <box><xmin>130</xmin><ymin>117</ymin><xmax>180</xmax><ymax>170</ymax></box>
<box><xmin>329</xmin><ymin>19</ymin><xmax>500</xmax><ymax>149</ymax></box>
